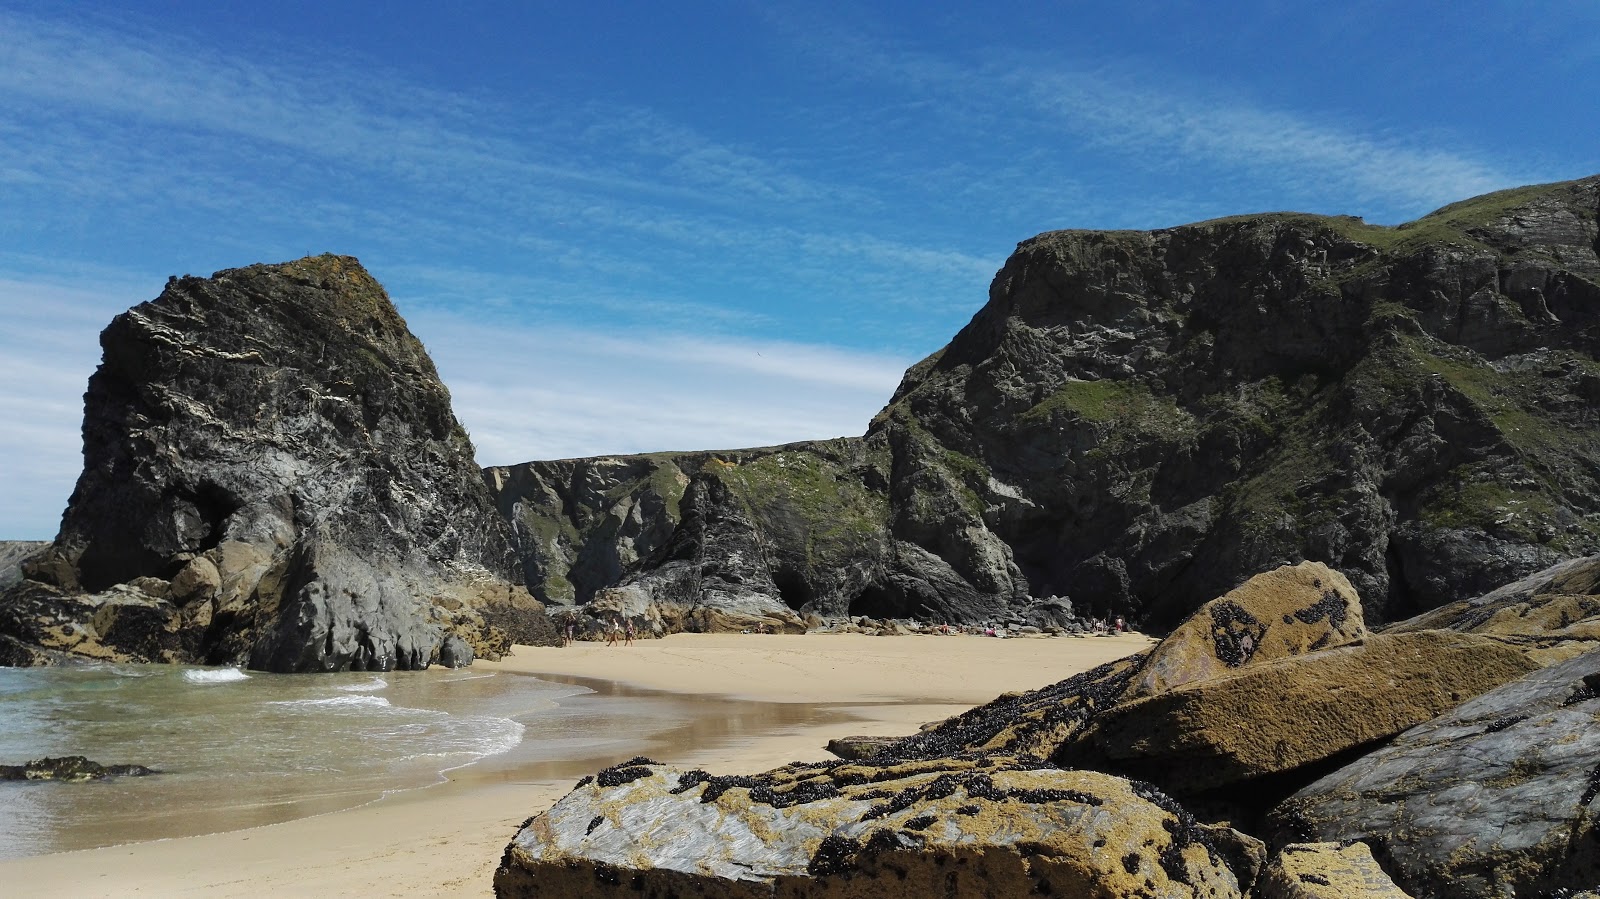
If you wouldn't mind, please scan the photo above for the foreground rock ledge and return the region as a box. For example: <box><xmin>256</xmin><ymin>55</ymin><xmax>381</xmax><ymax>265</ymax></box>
<box><xmin>495</xmin><ymin>759</ymin><xmax>1243</xmax><ymax>898</ymax></box>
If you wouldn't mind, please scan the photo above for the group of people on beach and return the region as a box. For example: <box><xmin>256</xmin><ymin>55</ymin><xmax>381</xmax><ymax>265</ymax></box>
<box><xmin>560</xmin><ymin>616</ymin><xmax>635</xmax><ymax>646</ymax></box>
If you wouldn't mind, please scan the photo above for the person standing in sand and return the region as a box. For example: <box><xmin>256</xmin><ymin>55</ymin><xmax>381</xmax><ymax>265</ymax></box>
<box><xmin>605</xmin><ymin>617</ymin><xmax>620</xmax><ymax>647</ymax></box>
<box><xmin>624</xmin><ymin>619</ymin><xmax>635</xmax><ymax>646</ymax></box>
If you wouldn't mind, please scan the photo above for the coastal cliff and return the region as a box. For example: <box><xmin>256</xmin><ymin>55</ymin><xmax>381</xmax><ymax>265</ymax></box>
<box><xmin>495</xmin><ymin>175</ymin><xmax>1600</xmax><ymax>630</ymax></box>
<box><xmin>0</xmin><ymin>255</ymin><xmax>556</xmax><ymax>671</ymax></box>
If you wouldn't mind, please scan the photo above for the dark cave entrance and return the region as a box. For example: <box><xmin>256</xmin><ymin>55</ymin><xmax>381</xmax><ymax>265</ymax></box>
<box><xmin>772</xmin><ymin>566</ymin><xmax>814</xmax><ymax>611</ymax></box>
<box><xmin>848</xmin><ymin>584</ymin><xmax>903</xmax><ymax>619</ymax></box>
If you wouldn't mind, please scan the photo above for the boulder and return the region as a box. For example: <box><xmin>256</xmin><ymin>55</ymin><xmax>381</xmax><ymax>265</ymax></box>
<box><xmin>495</xmin><ymin>757</ymin><xmax>1244</xmax><ymax>898</ymax></box>
<box><xmin>1127</xmin><ymin>561</ymin><xmax>1365</xmax><ymax>698</ymax></box>
<box><xmin>823</xmin><ymin>735</ymin><xmax>900</xmax><ymax>760</ymax></box>
<box><xmin>1058</xmin><ymin>630</ymin><xmax>1539</xmax><ymax>796</ymax></box>
<box><xmin>437</xmin><ymin>634</ymin><xmax>472</xmax><ymax>668</ymax></box>
<box><xmin>0</xmin><ymin>255</ymin><xmax>557</xmax><ymax>671</ymax></box>
<box><xmin>1270</xmin><ymin>645</ymin><xmax>1600</xmax><ymax>899</ymax></box>
<box><xmin>1255</xmin><ymin>842</ymin><xmax>1414</xmax><ymax>898</ymax></box>
<box><xmin>879</xmin><ymin>563</ymin><xmax>1368</xmax><ymax>763</ymax></box>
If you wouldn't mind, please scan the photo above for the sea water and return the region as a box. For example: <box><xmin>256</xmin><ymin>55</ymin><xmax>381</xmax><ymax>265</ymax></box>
<box><xmin>0</xmin><ymin>662</ymin><xmax>841</xmax><ymax>860</ymax></box>
<box><xmin>0</xmin><ymin>663</ymin><xmax>581</xmax><ymax>859</ymax></box>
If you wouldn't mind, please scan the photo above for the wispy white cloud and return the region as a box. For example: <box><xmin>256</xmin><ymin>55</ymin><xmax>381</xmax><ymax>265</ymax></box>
<box><xmin>776</xmin><ymin>15</ymin><xmax>1530</xmax><ymax>221</ymax></box>
<box><xmin>411</xmin><ymin>311</ymin><xmax>912</xmax><ymax>466</ymax></box>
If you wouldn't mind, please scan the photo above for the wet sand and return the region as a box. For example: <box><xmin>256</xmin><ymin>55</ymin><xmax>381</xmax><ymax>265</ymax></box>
<box><xmin>0</xmin><ymin>631</ymin><xmax>1153</xmax><ymax>898</ymax></box>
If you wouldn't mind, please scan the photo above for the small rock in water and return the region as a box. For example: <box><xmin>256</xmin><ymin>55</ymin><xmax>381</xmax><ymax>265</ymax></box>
<box><xmin>0</xmin><ymin>755</ymin><xmax>158</xmax><ymax>782</ymax></box>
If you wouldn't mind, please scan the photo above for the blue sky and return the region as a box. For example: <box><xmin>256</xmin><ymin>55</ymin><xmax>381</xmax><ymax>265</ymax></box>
<box><xmin>1</xmin><ymin>1</ymin><xmax>1596</xmax><ymax>539</ymax></box>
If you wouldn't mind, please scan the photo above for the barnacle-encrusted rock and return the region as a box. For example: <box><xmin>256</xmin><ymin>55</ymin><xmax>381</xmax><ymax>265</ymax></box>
<box><xmin>1255</xmin><ymin>842</ymin><xmax>1414</xmax><ymax>898</ymax></box>
<box><xmin>1059</xmin><ymin>630</ymin><xmax>1538</xmax><ymax>796</ymax></box>
<box><xmin>1270</xmin><ymin>646</ymin><xmax>1600</xmax><ymax>899</ymax></box>
<box><xmin>494</xmin><ymin>758</ymin><xmax>1243</xmax><ymax>898</ymax></box>
<box><xmin>0</xmin><ymin>255</ymin><xmax>558</xmax><ymax>671</ymax></box>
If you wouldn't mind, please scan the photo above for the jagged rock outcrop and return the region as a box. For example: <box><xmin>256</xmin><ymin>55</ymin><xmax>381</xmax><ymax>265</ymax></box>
<box><xmin>495</xmin><ymin>758</ymin><xmax>1244</xmax><ymax>898</ymax></box>
<box><xmin>490</xmin><ymin>176</ymin><xmax>1600</xmax><ymax>631</ymax></box>
<box><xmin>0</xmin><ymin>255</ymin><xmax>557</xmax><ymax>672</ymax></box>
<box><xmin>0</xmin><ymin>541</ymin><xmax>47</xmax><ymax>590</ymax></box>
<box><xmin>489</xmin><ymin>441</ymin><xmax>1020</xmax><ymax>632</ymax></box>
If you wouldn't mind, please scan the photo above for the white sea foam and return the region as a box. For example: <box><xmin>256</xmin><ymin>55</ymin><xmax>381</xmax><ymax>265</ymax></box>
<box><xmin>336</xmin><ymin>677</ymin><xmax>388</xmax><ymax>693</ymax></box>
<box><xmin>183</xmin><ymin>667</ymin><xmax>251</xmax><ymax>684</ymax></box>
<box><xmin>269</xmin><ymin>694</ymin><xmax>394</xmax><ymax>711</ymax></box>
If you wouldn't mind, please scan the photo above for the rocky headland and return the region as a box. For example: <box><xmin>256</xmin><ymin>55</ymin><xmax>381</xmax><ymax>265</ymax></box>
<box><xmin>495</xmin><ymin>175</ymin><xmax>1600</xmax><ymax>636</ymax></box>
<box><xmin>0</xmin><ymin>255</ymin><xmax>557</xmax><ymax>672</ymax></box>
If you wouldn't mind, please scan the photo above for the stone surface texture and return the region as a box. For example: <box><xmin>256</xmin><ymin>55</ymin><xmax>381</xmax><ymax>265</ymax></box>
<box><xmin>495</xmin><ymin>758</ymin><xmax>1244</xmax><ymax>898</ymax></box>
<box><xmin>0</xmin><ymin>255</ymin><xmax>556</xmax><ymax>671</ymax></box>
<box><xmin>489</xmin><ymin>176</ymin><xmax>1600</xmax><ymax>631</ymax></box>
<box><xmin>1256</xmin><ymin>842</ymin><xmax>1414</xmax><ymax>898</ymax></box>
<box><xmin>1384</xmin><ymin>553</ymin><xmax>1600</xmax><ymax>663</ymax></box>
<box><xmin>1271</xmin><ymin>646</ymin><xmax>1600</xmax><ymax>899</ymax></box>
<box><xmin>1059</xmin><ymin>630</ymin><xmax>1539</xmax><ymax>796</ymax></box>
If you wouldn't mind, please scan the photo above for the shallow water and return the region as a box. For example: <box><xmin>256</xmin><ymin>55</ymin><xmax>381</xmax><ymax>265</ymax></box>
<box><xmin>0</xmin><ymin>663</ymin><xmax>843</xmax><ymax>859</ymax></box>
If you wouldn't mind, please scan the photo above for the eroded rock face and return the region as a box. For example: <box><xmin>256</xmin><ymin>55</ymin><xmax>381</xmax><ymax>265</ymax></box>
<box><xmin>495</xmin><ymin>758</ymin><xmax>1244</xmax><ymax>898</ymax></box>
<box><xmin>0</xmin><ymin>255</ymin><xmax>556</xmax><ymax>671</ymax></box>
<box><xmin>490</xmin><ymin>176</ymin><xmax>1600</xmax><ymax>631</ymax></box>
<box><xmin>1271</xmin><ymin>646</ymin><xmax>1600</xmax><ymax>899</ymax></box>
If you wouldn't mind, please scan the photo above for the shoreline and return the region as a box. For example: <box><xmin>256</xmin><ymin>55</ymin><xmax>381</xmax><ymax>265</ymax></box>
<box><xmin>0</xmin><ymin>632</ymin><xmax>1154</xmax><ymax>898</ymax></box>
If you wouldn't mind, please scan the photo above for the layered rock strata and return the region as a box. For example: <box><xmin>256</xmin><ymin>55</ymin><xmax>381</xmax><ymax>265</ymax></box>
<box><xmin>0</xmin><ymin>255</ymin><xmax>556</xmax><ymax>671</ymax></box>
<box><xmin>493</xmin><ymin>176</ymin><xmax>1600</xmax><ymax>632</ymax></box>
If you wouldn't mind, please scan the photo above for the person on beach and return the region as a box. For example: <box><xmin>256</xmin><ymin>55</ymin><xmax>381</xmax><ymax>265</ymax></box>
<box><xmin>563</xmin><ymin>619</ymin><xmax>575</xmax><ymax>646</ymax></box>
<box><xmin>605</xmin><ymin>617</ymin><xmax>621</xmax><ymax>647</ymax></box>
<box><xmin>624</xmin><ymin>619</ymin><xmax>635</xmax><ymax>646</ymax></box>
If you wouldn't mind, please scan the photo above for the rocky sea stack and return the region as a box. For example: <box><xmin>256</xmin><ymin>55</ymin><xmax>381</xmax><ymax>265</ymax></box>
<box><xmin>0</xmin><ymin>254</ymin><xmax>557</xmax><ymax>671</ymax></box>
<box><xmin>498</xmin><ymin>175</ymin><xmax>1600</xmax><ymax>633</ymax></box>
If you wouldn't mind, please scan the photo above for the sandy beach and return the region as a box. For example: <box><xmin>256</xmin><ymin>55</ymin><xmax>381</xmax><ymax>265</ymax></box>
<box><xmin>0</xmin><ymin>631</ymin><xmax>1153</xmax><ymax>898</ymax></box>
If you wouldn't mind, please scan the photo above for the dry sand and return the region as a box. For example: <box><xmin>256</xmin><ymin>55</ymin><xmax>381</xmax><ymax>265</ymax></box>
<box><xmin>1</xmin><ymin>631</ymin><xmax>1153</xmax><ymax>898</ymax></box>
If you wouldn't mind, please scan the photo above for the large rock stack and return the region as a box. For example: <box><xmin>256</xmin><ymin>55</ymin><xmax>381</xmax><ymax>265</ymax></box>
<box><xmin>0</xmin><ymin>255</ymin><xmax>557</xmax><ymax>672</ymax></box>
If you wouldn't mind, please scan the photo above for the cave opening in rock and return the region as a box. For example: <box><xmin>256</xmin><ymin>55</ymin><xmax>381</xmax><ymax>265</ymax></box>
<box><xmin>849</xmin><ymin>584</ymin><xmax>903</xmax><ymax>619</ymax></box>
<box><xmin>771</xmin><ymin>566</ymin><xmax>813</xmax><ymax>611</ymax></box>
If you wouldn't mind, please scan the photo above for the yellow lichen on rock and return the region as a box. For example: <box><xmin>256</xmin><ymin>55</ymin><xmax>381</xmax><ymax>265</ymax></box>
<box><xmin>1129</xmin><ymin>561</ymin><xmax>1365</xmax><ymax>699</ymax></box>
<box><xmin>1256</xmin><ymin>842</ymin><xmax>1414</xmax><ymax>898</ymax></box>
